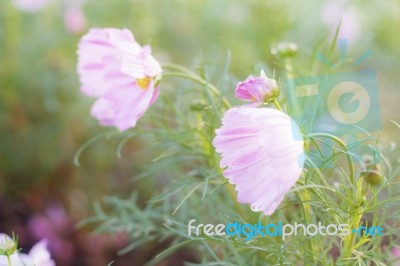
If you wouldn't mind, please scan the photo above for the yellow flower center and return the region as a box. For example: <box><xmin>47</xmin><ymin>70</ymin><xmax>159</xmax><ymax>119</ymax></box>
<box><xmin>137</xmin><ymin>77</ymin><xmax>151</xmax><ymax>89</ymax></box>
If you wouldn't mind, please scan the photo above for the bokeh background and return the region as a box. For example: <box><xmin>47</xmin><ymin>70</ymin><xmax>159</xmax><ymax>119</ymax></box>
<box><xmin>0</xmin><ymin>0</ymin><xmax>399</xmax><ymax>265</ymax></box>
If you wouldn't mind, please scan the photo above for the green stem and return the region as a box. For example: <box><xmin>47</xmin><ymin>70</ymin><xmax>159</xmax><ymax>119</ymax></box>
<box><xmin>283</xmin><ymin>58</ymin><xmax>294</xmax><ymax>79</ymax></box>
<box><xmin>273</xmin><ymin>99</ymin><xmax>282</xmax><ymax>111</ymax></box>
<box><xmin>306</xmin><ymin>133</ymin><xmax>355</xmax><ymax>185</ymax></box>
<box><xmin>161</xmin><ymin>64</ymin><xmax>231</xmax><ymax>109</ymax></box>
<box><xmin>7</xmin><ymin>255</ymin><xmax>11</xmax><ymax>266</ymax></box>
<box><xmin>341</xmin><ymin>178</ymin><xmax>364</xmax><ymax>259</ymax></box>
<box><xmin>161</xmin><ymin>63</ymin><xmax>195</xmax><ymax>74</ymax></box>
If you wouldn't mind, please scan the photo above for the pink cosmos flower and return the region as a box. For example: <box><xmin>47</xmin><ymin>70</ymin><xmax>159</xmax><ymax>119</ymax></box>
<box><xmin>77</xmin><ymin>28</ymin><xmax>162</xmax><ymax>131</ymax></box>
<box><xmin>212</xmin><ymin>107</ymin><xmax>304</xmax><ymax>215</ymax></box>
<box><xmin>64</xmin><ymin>5</ymin><xmax>87</xmax><ymax>34</ymax></box>
<box><xmin>12</xmin><ymin>0</ymin><xmax>50</xmax><ymax>13</ymax></box>
<box><xmin>235</xmin><ymin>70</ymin><xmax>278</xmax><ymax>104</ymax></box>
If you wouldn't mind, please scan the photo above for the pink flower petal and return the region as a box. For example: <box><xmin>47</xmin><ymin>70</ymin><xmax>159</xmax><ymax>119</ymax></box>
<box><xmin>213</xmin><ymin>107</ymin><xmax>304</xmax><ymax>215</ymax></box>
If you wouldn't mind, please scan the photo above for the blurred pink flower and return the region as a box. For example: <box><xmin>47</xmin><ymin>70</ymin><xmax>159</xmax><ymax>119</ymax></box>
<box><xmin>212</xmin><ymin>107</ymin><xmax>304</xmax><ymax>215</ymax></box>
<box><xmin>392</xmin><ymin>246</ymin><xmax>400</xmax><ymax>266</ymax></box>
<box><xmin>321</xmin><ymin>0</ymin><xmax>361</xmax><ymax>41</ymax></box>
<box><xmin>64</xmin><ymin>6</ymin><xmax>87</xmax><ymax>34</ymax></box>
<box><xmin>393</xmin><ymin>247</ymin><xmax>400</xmax><ymax>256</ymax></box>
<box><xmin>77</xmin><ymin>28</ymin><xmax>162</xmax><ymax>131</ymax></box>
<box><xmin>12</xmin><ymin>0</ymin><xmax>50</xmax><ymax>13</ymax></box>
<box><xmin>28</xmin><ymin>204</ymin><xmax>74</xmax><ymax>264</ymax></box>
<box><xmin>235</xmin><ymin>70</ymin><xmax>278</xmax><ymax>104</ymax></box>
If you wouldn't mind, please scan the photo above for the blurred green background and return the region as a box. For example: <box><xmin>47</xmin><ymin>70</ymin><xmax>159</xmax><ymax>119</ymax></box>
<box><xmin>0</xmin><ymin>0</ymin><xmax>399</xmax><ymax>265</ymax></box>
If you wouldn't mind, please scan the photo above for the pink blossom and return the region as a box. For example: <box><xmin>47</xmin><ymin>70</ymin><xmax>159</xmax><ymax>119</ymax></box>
<box><xmin>393</xmin><ymin>247</ymin><xmax>400</xmax><ymax>257</ymax></box>
<box><xmin>12</xmin><ymin>0</ymin><xmax>50</xmax><ymax>13</ymax></box>
<box><xmin>235</xmin><ymin>70</ymin><xmax>278</xmax><ymax>104</ymax></box>
<box><xmin>77</xmin><ymin>28</ymin><xmax>162</xmax><ymax>131</ymax></box>
<box><xmin>64</xmin><ymin>6</ymin><xmax>87</xmax><ymax>34</ymax></box>
<box><xmin>212</xmin><ymin>107</ymin><xmax>304</xmax><ymax>215</ymax></box>
<box><xmin>392</xmin><ymin>246</ymin><xmax>400</xmax><ymax>266</ymax></box>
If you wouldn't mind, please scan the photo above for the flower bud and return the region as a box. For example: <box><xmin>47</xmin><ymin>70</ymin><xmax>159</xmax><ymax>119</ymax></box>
<box><xmin>0</xmin><ymin>234</ymin><xmax>18</xmax><ymax>256</ymax></box>
<box><xmin>190</xmin><ymin>100</ymin><xmax>208</xmax><ymax>111</ymax></box>
<box><xmin>361</xmin><ymin>162</ymin><xmax>383</xmax><ymax>186</ymax></box>
<box><xmin>271</xmin><ymin>42</ymin><xmax>298</xmax><ymax>58</ymax></box>
<box><xmin>361</xmin><ymin>170</ymin><xmax>383</xmax><ymax>186</ymax></box>
<box><xmin>235</xmin><ymin>70</ymin><xmax>279</xmax><ymax>104</ymax></box>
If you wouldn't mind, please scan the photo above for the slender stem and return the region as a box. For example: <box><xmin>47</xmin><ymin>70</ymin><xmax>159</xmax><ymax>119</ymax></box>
<box><xmin>7</xmin><ymin>255</ymin><xmax>11</xmax><ymax>266</ymax></box>
<box><xmin>306</xmin><ymin>132</ymin><xmax>355</xmax><ymax>185</ymax></box>
<box><xmin>162</xmin><ymin>63</ymin><xmax>193</xmax><ymax>74</ymax></box>
<box><xmin>341</xmin><ymin>178</ymin><xmax>364</xmax><ymax>259</ymax></box>
<box><xmin>283</xmin><ymin>58</ymin><xmax>294</xmax><ymax>79</ymax></box>
<box><xmin>162</xmin><ymin>72</ymin><xmax>219</xmax><ymax>95</ymax></box>
<box><xmin>273</xmin><ymin>99</ymin><xmax>282</xmax><ymax>111</ymax></box>
<box><xmin>161</xmin><ymin>64</ymin><xmax>231</xmax><ymax>109</ymax></box>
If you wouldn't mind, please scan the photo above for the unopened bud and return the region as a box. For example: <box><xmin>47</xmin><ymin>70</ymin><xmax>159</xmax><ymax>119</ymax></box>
<box><xmin>235</xmin><ymin>70</ymin><xmax>279</xmax><ymax>104</ymax></box>
<box><xmin>361</xmin><ymin>163</ymin><xmax>383</xmax><ymax>186</ymax></box>
<box><xmin>0</xmin><ymin>234</ymin><xmax>18</xmax><ymax>256</ymax></box>
<box><xmin>271</xmin><ymin>42</ymin><xmax>298</xmax><ymax>58</ymax></box>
